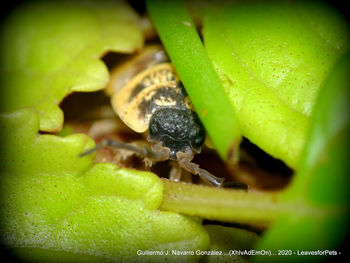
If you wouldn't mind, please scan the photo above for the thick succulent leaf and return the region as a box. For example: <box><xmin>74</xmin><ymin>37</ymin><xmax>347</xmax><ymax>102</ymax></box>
<box><xmin>255</xmin><ymin>52</ymin><xmax>350</xmax><ymax>262</ymax></box>
<box><xmin>0</xmin><ymin>0</ymin><xmax>143</xmax><ymax>132</ymax></box>
<box><xmin>202</xmin><ymin>1</ymin><xmax>349</xmax><ymax>168</ymax></box>
<box><xmin>0</xmin><ymin>108</ymin><xmax>209</xmax><ymax>262</ymax></box>
<box><xmin>284</xmin><ymin>53</ymin><xmax>350</xmax><ymax>205</ymax></box>
<box><xmin>0</xmin><ymin>108</ymin><xmax>95</xmax><ymax>176</ymax></box>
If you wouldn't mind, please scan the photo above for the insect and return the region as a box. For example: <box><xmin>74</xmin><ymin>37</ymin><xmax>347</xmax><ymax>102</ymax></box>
<box><xmin>81</xmin><ymin>45</ymin><xmax>225</xmax><ymax>187</ymax></box>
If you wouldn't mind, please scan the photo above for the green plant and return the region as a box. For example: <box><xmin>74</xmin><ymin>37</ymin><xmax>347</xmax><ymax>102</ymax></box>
<box><xmin>1</xmin><ymin>0</ymin><xmax>349</xmax><ymax>262</ymax></box>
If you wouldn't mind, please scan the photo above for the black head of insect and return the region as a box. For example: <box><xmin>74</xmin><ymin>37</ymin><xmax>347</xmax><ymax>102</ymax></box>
<box><xmin>148</xmin><ymin>107</ymin><xmax>206</xmax><ymax>160</ymax></box>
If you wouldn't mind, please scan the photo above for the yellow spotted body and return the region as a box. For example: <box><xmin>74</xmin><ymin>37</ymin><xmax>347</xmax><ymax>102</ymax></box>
<box><xmin>107</xmin><ymin>46</ymin><xmax>193</xmax><ymax>133</ymax></box>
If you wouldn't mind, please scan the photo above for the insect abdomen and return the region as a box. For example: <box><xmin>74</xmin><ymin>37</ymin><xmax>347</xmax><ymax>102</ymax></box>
<box><xmin>111</xmin><ymin>62</ymin><xmax>192</xmax><ymax>133</ymax></box>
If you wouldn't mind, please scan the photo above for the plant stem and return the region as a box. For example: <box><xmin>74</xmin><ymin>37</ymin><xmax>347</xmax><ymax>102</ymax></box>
<box><xmin>160</xmin><ymin>179</ymin><xmax>330</xmax><ymax>227</ymax></box>
<box><xmin>160</xmin><ymin>179</ymin><xmax>283</xmax><ymax>227</ymax></box>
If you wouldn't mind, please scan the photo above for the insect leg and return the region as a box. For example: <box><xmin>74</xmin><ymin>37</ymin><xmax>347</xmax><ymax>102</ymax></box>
<box><xmin>150</xmin><ymin>141</ymin><xmax>170</xmax><ymax>161</ymax></box>
<box><xmin>176</xmin><ymin>151</ymin><xmax>225</xmax><ymax>187</ymax></box>
<box><xmin>169</xmin><ymin>161</ymin><xmax>183</xmax><ymax>182</ymax></box>
<box><xmin>80</xmin><ymin>139</ymin><xmax>169</xmax><ymax>161</ymax></box>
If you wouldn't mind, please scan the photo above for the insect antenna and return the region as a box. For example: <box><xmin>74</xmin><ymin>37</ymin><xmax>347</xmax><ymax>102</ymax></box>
<box><xmin>79</xmin><ymin>142</ymin><xmax>105</xmax><ymax>157</ymax></box>
<box><xmin>79</xmin><ymin>139</ymin><xmax>166</xmax><ymax>160</ymax></box>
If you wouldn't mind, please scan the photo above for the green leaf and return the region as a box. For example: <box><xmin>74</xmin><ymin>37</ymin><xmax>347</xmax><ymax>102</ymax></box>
<box><xmin>284</xmin><ymin>53</ymin><xmax>350</xmax><ymax>205</ymax></box>
<box><xmin>0</xmin><ymin>108</ymin><xmax>95</xmax><ymax>176</ymax></box>
<box><xmin>0</xmin><ymin>108</ymin><xmax>209</xmax><ymax>262</ymax></box>
<box><xmin>0</xmin><ymin>0</ymin><xmax>143</xmax><ymax>132</ymax></box>
<box><xmin>201</xmin><ymin>225</ymin><xmax>259</xmax><ymax>263</ymax></box>
<box><xmin>255</xmin><ymin>52</ymin><xmax>350</xmax><ymax>262</ymax></box>
<box><xmin>202</xmin><ymin>1</ymin><xmax>349</xmax><ymax>168</ymax></box>
<box><xmin>146</xmin><ymin>0</ymin><xmax>242</xmax><ymax>161</ymax></box>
